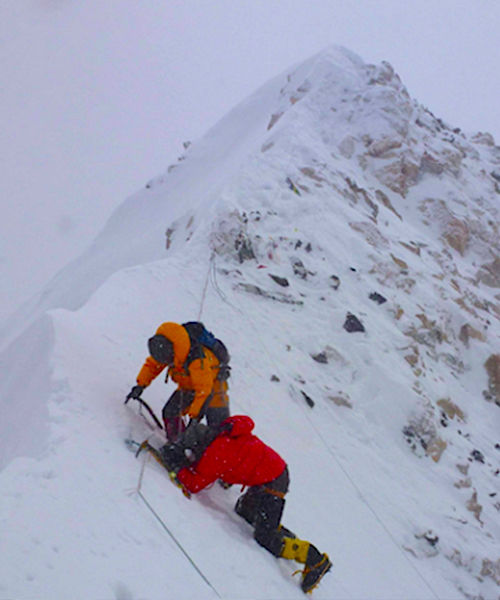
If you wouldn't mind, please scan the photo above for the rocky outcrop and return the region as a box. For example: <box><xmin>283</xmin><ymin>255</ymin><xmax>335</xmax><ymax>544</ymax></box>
<box><xmin>419</xmin><ymin>199</ymin><xmax>470</xmax><ymax>255</ymax></box>
<box><xmin>436</xmin><ymin>398</ymin><xmax>466</xmax><ymax>422</ymax></box>
<box><xmin>349</xmin><ymin>221</ymin><xmax>389</xmax><ymax>249</ymax></box>
<box><xmin>374</xmin><ymin>151</ymin><xmax>420</xmax><ymax>196</ymax></box>
<box><xmin>484</xmin><ymin>354</ymin><xmax>500</xmax><ymax>406</ymax></box>
<box><xmin>458</xmin><ymin>323</ymin><xmax>486</xmax><ymax>346</ymax></box>
<box><xmin>403</xmin><ymin>411</ymin><xmax>447</xmax><ymax>463</ymax></box>
<box><xmin>367</xmin><ymin>135</ymin><xmax>403</xmax><ymax>158</ymax></box>
<box><xmin>442</xmin><ymin>217</ymin><xmax>470</xmax><ymax>256</ymax></box>
<box><xmin>477</xmin><ymin>256</ymin><xmax>500</xmax><ymax>288</ymax></box>
<box><xmin>211</xmin><ymin>211</ymin><xmax>257</xmax><ymax>263</ymax></box>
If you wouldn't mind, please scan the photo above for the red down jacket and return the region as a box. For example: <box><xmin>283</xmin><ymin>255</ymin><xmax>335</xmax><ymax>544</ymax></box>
<box><xmin>177</xmin><ymin>415</ymin><xmax>287</xmax><ymax>494</ymax></box>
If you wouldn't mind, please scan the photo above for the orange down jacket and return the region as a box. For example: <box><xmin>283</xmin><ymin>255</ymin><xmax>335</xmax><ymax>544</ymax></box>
<box><xmin>136</xmin><ymin>322</ymin><xmax>227</xmax><ymax>418</ymax></box>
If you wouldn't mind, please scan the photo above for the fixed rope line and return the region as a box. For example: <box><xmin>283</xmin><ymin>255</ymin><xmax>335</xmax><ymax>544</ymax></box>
<box><xmin>190</xmin><ymin>122</ymin><xmax>437</xmax><ymax>598</ymax></box>
<box><xmin>197</xmin><ymin>251</ymin><xmax>215</xmax><ymax>321</ymax></box>
<box><xmin>209</xmin><ymin>256</ymin><xmax>228</xmax><ymax>303</ymax></box>
<box><xmin>230</xmin><ymin>295</ymin><xmax>440</xmax><ymax>600</ymax></box>
<box><xmin>209</xmin><ymin>255</ymin><xmax>244</xmax><ymax>315</ymax></box>
<box><xmin>128</xmin><ymin>425</ymin><xmax>219</xmax><ymax>595</ymax></box>
<box><xmin>137</xmin><ymin>489</ymin><xmax>221</xmax><ymax>598</ymax></box>
<box><xmin>202</xmin><ymin>119</ymin><xmax>300</xmax><ymax>318</ymax></box>
<box><xmin>297</xmin><ymin>405</ymin><xmax>441</xmax><ymax>600</ymax></box>
<box><xmin>197</xmin><ymin>252</ymin><xmax>244</xmax><ymax>321</ymax></box>
<box><xmin>135</xmin><ymin>450</ymin><xmax>148</xmax><ymax>494</ymax></box>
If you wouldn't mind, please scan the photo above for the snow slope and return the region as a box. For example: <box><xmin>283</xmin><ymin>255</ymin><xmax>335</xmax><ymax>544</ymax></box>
<box><xmin>1</xmin><ymin>45</ymin><xmax>500</xmax><ymax>599</ymax></box>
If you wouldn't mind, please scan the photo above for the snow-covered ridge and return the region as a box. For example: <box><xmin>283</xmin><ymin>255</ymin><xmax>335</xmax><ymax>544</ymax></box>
<box><xmin>1</xmin><ymin>45</ymin><xmax>500</xmax><ymax>599</ymax></box>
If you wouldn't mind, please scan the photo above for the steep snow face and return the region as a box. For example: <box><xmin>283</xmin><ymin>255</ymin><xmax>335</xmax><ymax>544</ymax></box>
<box><xmin>1</xmin><ymin>45</ymin><xmax>500</xmax><ymax>599</ymax></box>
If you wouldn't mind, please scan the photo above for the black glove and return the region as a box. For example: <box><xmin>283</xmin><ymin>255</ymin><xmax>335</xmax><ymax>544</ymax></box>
<box><xmin>125</xmin><ymin>385</ymin><xmax>144</xmax><ymax>404</ymax></box>
<box><xmin>159</xmin><ymin>442</ymin><xmax>189</xmax><ymax>474</ymax></box>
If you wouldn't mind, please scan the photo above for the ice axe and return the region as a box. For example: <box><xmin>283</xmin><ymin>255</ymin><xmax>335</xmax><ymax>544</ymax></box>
<box><xmin>125</xmin><ymin>394</ymin><xmax>164</xmax><ymax>430</ymax></box>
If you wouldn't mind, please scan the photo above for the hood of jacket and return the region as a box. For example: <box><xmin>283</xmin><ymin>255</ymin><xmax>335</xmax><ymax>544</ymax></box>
<box><xmin>155</xmin><ymin>322</ymin><xmax>191</xmax><ymax>368</ymax></box>
<box><xmin>222</xmin><ymin>415</ymin><xmax>255</xmax><ymax>437</ymax></box>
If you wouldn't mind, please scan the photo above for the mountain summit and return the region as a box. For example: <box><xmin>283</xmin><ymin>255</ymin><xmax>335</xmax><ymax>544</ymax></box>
<box><xmin>1</xmin><ymin>45</ymin><xmax>500</xmax><ymax>599</ymax></box>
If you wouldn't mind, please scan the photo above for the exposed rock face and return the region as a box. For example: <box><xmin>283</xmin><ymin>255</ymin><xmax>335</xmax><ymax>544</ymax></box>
<box><xmin>267</xmin><ymin>112</ymin><xmax>283</xmax><ymax>130</ymax></box>
<box><xmin>403</xmin><ymin>412</ymin><xmax>448</xmax><ymax>463</ymax></box>
<box><xmin>484</xmin><ymin>354</ymin><xmax>500</xmax><ymax>406</ymax></box>
<box><xmin>375</xmin><ymin>189</ymin><xmax>402</xmax><ymax>220</ymax></box>
<box><xmin>419</xmin><ymin>199</ymin><xmax>470</xmax><ymax>255</ymax></box>
<box><xmin>420</xmin><ymin>151</ymin><xmax>445</xmax><ymax>175</ymax></box>
<box><xmin>349</xmin><ymin>221</ymin><xmax>389</xmax><ymax>249</ymax></box>
<box><xmin>477</xmin><ymin>256</ymin><xmax>500</xmax><ymax>288</ymax></box>
<box><xmin>471</xmin><ymin>132</ymin><xmax>496</xmax><ymax>146</ymax></box>
<box><xmin>367</xmin><ymin>135</ymin><xmax>403</xmax><ymax>158</ymax></box>
<box><xmin>436</xmin><ymin>398</ymin><xmax>466</xmax><ymax>421</ymax></box>
<box><xmin>458</xmin><ymin>323</ymin><xmax>486</xmax><ymax>346</ymax></box>
<box><xmin>481</xmin><ymin>558</ymin><xmax>500</xmax><ymax>586</ymax></box>
<box><xmin>343</xmin><ymin>313</ymin><xmax>365</xmax><ymax>333</ymax></box>
<box><xmin>374</xmin><ymin>151</ymin><xmax>420</xmax><ymax>196</ymax></box>
<box><xmin>426</xmin><ymin>437</ymin><xmax>448</xmax><ymax>463</ymax></box>
<box><xmin>442</xmin><ymin>217</ymin><xmax>470</xmax><ymax>256</ymax></box>
<box><xmin>466</xmin><ymin>491</ymin><xmax>483</xmax><ymax>524</ymax></box>
<box><xmin>329</xmin><ymin>392</ymin><xmax>353</xmax><ymax>408</ymax></box>
<box><xmin>211</xmin><ymin>211</ymin><xmax>257</xmax><ymax>263</ymax></box>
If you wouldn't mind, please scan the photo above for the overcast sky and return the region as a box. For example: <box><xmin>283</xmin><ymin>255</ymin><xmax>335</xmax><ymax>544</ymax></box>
<box><xmin>1</xmin><ymin>0</ymin><xmax>499</xmax><ymax>320</ymax></box>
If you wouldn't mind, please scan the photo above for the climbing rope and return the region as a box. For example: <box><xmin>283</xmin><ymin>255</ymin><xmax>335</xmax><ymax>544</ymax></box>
<box><xmin>225</xmin><ymin>285</ymin><xmax>441</xmax><ymax>600</ymax></box>
<box><xmin>198</xmin><ymin>251</ymin><xmax>245</xmax><ymax>321</ymax></box>
<box><xmin>128</xmin><ymin>452</ymin><xmax>220</xmax><ymax>596</ymax></box>
<box><xmin>188</xmin><ymin>125</ymin><xmax>440</xmax><ymax>598</ymax></box>
<box><xmin>197</xmin><ymin>251</ymin><xmax>215</xmax><ymax>321</ymax></box>
<box><xmin>197</xmin><ymin>118</ymin><xmax>301</xmax><ymax>322</ymax></box>
<box><xmin>126</xmin><ymin>419</ymin><xmax>219</xmax><ymax>595</ymax></box>
<box><xmin>298</xmin><ymin>408</ymin><xmax>441</xmax><ymax>600</ymax></box>
<box><xmin>136</xmin><ymin>489</ymin><xmax>221</xmax><ymax>598</ymax></box>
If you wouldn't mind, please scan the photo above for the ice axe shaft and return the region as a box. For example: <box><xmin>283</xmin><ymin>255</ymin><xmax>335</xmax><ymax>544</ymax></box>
<box><xmin>125</xmin><ymin>396</ymin><xmax>164</xmax><ymax>430</ymax></box>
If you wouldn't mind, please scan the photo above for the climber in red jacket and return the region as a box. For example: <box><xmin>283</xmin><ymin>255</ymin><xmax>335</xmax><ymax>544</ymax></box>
<box><xmin>162</xmin><ymin>415</ymin><xmax>331</xmax><ymax>594</ymax></box>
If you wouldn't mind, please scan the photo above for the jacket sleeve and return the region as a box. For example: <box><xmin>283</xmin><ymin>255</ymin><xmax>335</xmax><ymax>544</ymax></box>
<box><xmin>136</xmin><ymin>356</ymin><xmax>167</xmax><ymax>388</ymax></box>
<box><xmin>177</xmin><ymin>468</ymin><xmax>215</xmax><ymax>494</ymax></box>
<box><xmin>185</xmin><ymin>357</ymin><xmax>216</xmax><ymax>418</ymax></box>
<box><xmin>176</xmin><ymin>439</ymin><xmax>225</xmax><ymax>493</ymax></box>
<box><xmin>176</xmin><ymin>466</ymin><xmax>215</xmax><ymax>494</ymax></box>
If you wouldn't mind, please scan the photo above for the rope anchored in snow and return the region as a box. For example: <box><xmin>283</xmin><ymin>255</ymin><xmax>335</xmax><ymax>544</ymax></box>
<box><xmin>228</xmin><ymin>291</ymin><xmax>441</xmax><ymax>600</ymax></box>
<box><xmin>136</xmin><ymin>490</ymin><xmax>221</xmax><ymax>598</ymax></box>
<box><xmin>126</xmin><ymin>441</ymin><xmax>220</xmax><ymax>598</ymax></box>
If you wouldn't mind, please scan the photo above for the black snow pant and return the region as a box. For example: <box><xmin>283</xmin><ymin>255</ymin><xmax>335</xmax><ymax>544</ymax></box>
<box><xmin>235</xmin><ymin>467</ymin><xmax>292</xmax><ymax>557</ymax></box>
<box><xmin>162</xmin><ymin>389</ymin><xmax>229</xmax><ymax>440</ymax></box>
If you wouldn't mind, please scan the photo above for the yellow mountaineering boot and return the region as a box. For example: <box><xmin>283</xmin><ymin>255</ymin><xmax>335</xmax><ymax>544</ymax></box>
<box><xmin>281</xmin><ymin>537</ymin><xmax>332</xmax><ymax>594</ymax></box>
<box><xmin>300</xmin><ymin>552</ymin><xmax>332</xmax><ymax>594</ymax></box>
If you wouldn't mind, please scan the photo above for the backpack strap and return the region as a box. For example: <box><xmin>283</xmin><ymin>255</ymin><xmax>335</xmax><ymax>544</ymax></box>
<box><xmin>181</xmin><ymin>322</ymin><xmax>230</xmax><ymax>379</ymax></box>
<box><xmin>181</xmin><ymin>340</ymin><xmax>205</xmax><ymax>375</ymax></box>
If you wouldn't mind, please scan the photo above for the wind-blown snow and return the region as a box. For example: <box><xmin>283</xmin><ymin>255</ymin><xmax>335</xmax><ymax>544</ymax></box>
<box><xmin>1</xmin><ymin>45</ymin><xmax>500</xmax><ymax>600</ymax></box>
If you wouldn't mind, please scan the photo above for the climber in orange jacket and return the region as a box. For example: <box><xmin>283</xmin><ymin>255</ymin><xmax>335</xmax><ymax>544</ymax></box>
<box><xmin>126</xmin><ymin>322</ymin><xmax>230</xmax><ymax>440</ymax></box>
